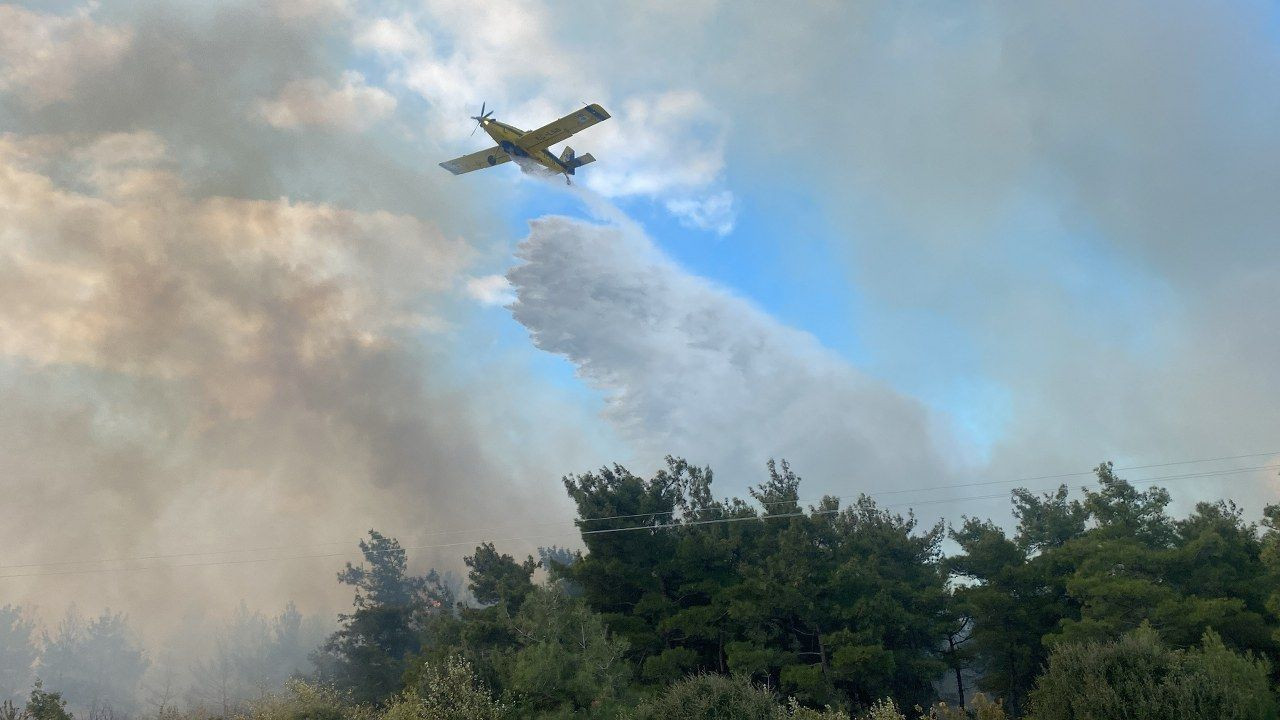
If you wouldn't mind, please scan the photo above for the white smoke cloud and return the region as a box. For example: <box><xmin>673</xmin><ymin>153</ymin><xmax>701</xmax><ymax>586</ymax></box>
<box><xmin>0</xmin><ymin>2</ymin><xmax>616</xmax><ymax>648</ymax></box>
<box><xmin>0</xmin><ymin>127</ymin><xmax>481</xmax><ymax>600</ymax></box>
<box><xmin>0</xmin><ymin>131</ymin><xmax>467</xmax><ymax>381</ymax></box>
<box><xmin>256</xmin><ymin>72</ymin><xmax>396</xmax><ymax>131</ymax></box>
<box><xmin>0</xmin><ymin>4</ymin><xmax>132</xmax><ymax>109</ymax></box>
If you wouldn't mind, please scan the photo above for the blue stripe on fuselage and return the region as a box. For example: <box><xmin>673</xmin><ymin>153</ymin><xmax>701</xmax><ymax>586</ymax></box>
<box><xmin>499</xmin><ymin>140</ymin><xmax>530</xmax><ymax>158</ymax></box>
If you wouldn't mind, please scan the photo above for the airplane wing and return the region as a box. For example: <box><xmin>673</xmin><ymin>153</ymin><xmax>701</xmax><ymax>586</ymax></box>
<box><xmin>438</xmin><ymin>146</ymin><xmax>511</xmax><ymax>175</ymax></box>
<box><xmin>514</xmin><ymin>104</ymin><xmax>610</xmax><ymax>153</ymax></box>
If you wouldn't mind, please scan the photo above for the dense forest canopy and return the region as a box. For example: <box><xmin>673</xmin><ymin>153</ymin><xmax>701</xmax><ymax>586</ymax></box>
<box><xmin>3</xmin><ymin>458</ymin><xmax>1278</xmax><ymax>719</ymax></box>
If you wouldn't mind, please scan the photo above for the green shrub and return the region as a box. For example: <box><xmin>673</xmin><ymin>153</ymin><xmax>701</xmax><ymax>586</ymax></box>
<box><xmin>2</xmin><ymin>681</ymin><xmax>75</xmax><ymax>720</ymax></box>
<box><xmin>786</xmin><ymin>697</ymin><xmax>851</xmax><ymax>719</ymax></box>
<box><xmin>499</xmin><ymin>586</ymin><xmax>631</xmax><ymax>715</ymax></box>
<box><xmin>857</xmin><ymin>698</ymin><xmax>904</xmax><ymax>720</ymax></box>
<box><xmin>241</xmin><ymin>680</ymin><xmax>363</xmax><ymax>720</ymax></box>
<box><xmin>386</xmin><ymin>656</ymin><xmax>505</xmax><ymax>720</ymax></box>
<box><xmin>1026</xmin><ymin>625</ymin><xmax>1277</xmax><ymax>720</ymax></box>
<box><xmin>913</xmin><ymin>693</ymin><xmax>1006</xmax><ymax>720</ymax></box>
<box><xmin>629</xmin><ymin>674</ymin><xmax>781</xmax><ymax>720</ymax></box>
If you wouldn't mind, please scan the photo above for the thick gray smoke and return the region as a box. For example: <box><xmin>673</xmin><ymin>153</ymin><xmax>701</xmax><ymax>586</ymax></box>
<box><xmin>0</xmin><ymin>0</ymin><xmax>607</xmax><ymax>662</ymax></box>
<box><xmin>0</xmin><ymin>601</ymin><xmax>328</xmax><ymax>716</ymax></box>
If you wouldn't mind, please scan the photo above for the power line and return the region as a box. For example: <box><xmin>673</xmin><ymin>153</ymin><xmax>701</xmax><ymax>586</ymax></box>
<box><xmin>843</xmin><ymin>451</ymin><xmax>1280</xmax><ymax>499</ymax></box>
<box><xmin>555</xmin><ymin>450</ymin><xmax>1280</xmax><ymax>529</ymax></box>
<box><xmin>575</xmin><ymin>464</ymin><xmax>1279</xmax><ymax>535</ymax></box>
<box><xmin>3</xmin><ymin>449</ymin><xmax>1273</xmax><ymax>573</ymax></box>
<box><xmin>1</xmin><ymin>461</ymin><xmax>1274</xmax><ymax>581</ymax></box>
<box><xmin>0</xmin><ymin>539</ymin><xmax>356</xmax><ymax>571</ymax></box>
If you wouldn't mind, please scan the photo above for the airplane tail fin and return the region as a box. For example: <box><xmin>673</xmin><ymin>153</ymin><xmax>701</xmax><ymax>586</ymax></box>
<box><xmin>558</xmin><ymin>147</ymin><xmax>595</xmax><ymax>175</ymax></box>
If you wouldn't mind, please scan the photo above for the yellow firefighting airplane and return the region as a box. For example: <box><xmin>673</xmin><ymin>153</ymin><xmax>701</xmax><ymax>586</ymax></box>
<box><xmin>439</xmin><ymin>102</ymin><xmax>610</xmax><ymax>184</ymax></box>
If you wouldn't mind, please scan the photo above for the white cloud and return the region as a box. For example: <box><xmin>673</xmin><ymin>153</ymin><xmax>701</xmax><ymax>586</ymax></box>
<box><xmin>582</xmin><ymin>91</ymin><xmax>727</xmax><ymax>196</ymax></box>
<box><xmin>464</xmin><ymin>274</ymin><xmax>516</xmax><ymax>306</ymax></box>
<box><xmin>582</xmin><ymin>91</ymin><xmax>737</xmax><ymax>233</ymax></box>
<box><xmin>256</xmin><ymin>71</ymin><xmax>397</xmax><ymax>131</ymax></box>
<box><xmin>354</xmin><ymin>14</ymin><xmax>424</xmax><ymax>56</ymax></box>
<box><xmin>507</xmin><ymin>215</ymin><xmax>954</xmax><ymax>496</ymax></box>
<box><xmin>665</xmin><ymin>190</ymin><xmax>736</xmax><ymax>237</ymax></box>
<box><xmin>0</xmin><ymin>4</ymin><xmax>132</xmax><ymax>109</ymax></box>
<box><xmin>354</xmin><ymin>0</ymin><xmax>572</xmax><ymax>141</ymax></box>
<box><xmin>272</xmin><ymin>0</ymin><xmax>351</xmax><ymax>21</ymax></box>
<box><xmin>352</xmin><ymin>2</ymin><xmax>733</xmax><ymax>232</ymax></box>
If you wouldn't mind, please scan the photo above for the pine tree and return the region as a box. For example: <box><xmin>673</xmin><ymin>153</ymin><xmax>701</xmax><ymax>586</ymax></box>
<box><xmin>317</xmin><ymin>531</ymin><xmax>452</xmax><ymax>704</ymax></box>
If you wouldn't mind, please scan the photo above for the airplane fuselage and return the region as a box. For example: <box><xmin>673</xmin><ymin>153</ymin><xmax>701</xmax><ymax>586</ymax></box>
<box><xmin>439</xmin><ymin>102</ymin><xmax>607</xmax><ymax>180</ymax></box>
<box><xmin>478</xmin><ymin>118</ymin><xmax>570</xmax><ymax>176</ymax></box>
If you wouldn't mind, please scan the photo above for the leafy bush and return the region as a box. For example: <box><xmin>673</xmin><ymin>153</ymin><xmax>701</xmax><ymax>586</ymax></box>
<box><xmin>857</xmin><ymin>698</ymin><xmax>903</xmax><ymax>720</ymax></box>
<box><xmin>1026</xmin><ymin>625</ymin><xmax>1277</xmax><ymax>720</ymax></box>
<box><xmin>913</xmin><ymin>693</ymin><xmax>1006</xmax><ymax>720</ymax></box>
<box><xmin>240</xmin><ymin>680</ymin><xmax>361</xmax><ymax>720</ymax></box>
<box><xmin>387</xmin><ymin>656</ymin><xmax>505</xmax><ymax>720</ymax></box>
<box><xmin>786</xmin><ymin>697</ymin><xmax>851</xmax><ymax>719</ymax></box>
<box><xmin>500</xmin><ymin>586</ymin><xmax>631</xmax><ymax>714</ymax></box>
<box><xmin>629</xmin><ymin>674</ymin><xmax>780</xmax><ymax>720</ymax></box>
<box><xmin>853</xmin><ymin>693</ymin><xmax>1006</xmax><ymax>720</ymax></box>
<box><xmin>0</xmin><ymin>681</ymin><xmax>74</xmax><ymax>720</ymax></box>
<box><xmin>628</xmin><ymin>674</ymin><xmax>855</xmax><ymax>720</ymax></box>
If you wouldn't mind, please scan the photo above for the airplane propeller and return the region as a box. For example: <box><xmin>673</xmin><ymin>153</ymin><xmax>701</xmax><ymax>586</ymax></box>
<box><xmin>469</xmin><ymin>102</ymin><xmax>494</xmax><ymax>136</ymax></box>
